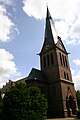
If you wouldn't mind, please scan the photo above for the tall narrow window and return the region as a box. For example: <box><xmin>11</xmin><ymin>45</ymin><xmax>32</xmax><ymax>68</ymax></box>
<box><xmin>66</xmin><ymin>73</ymin><xmax>69</xmax><ymax>80</ymax></box>
<box><xmin>64</xmin><ymin>72</ymin><xmax>69</xmax><ymax>80</ymax></box>
<box><xmin>43</xmin><ymin>56</ymin><xmax>46</xmax><ymax>68</ymax></box>
<box><xmin>62</xmin><ymin>55</ymin><xmax>65</xmax><ymax>67</ymax></box>
<box><xmin>64</xmin><ymin>72</ymin><xmax>66</xmax><ymax>79</ymax></box>
<box><xmin>50</xmin><ymin>53</ymin><xmax>54</xmax><ymax>65</ymax></box>
<box><xmin>47</xmin><ymin>54</ymin><xmax>50</xmax><ymax>67</ymax></box>
<box><xmin>65</xmin><ymin>56</ymin><xmax>68</xmax><ymax>68</ymax></box>
<box><xmin>59</xmin><ymin>53</ymin><xmax>63</xmax><ymax>65</ymax></box>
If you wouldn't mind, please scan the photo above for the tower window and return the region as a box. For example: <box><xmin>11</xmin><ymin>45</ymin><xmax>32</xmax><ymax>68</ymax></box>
<box><xmin>64</xmin><ymin>72</ymin><xmax>69</xmax><ymax>80</ymax></box>
<box><xmin>59</xmin><ymin>53</ymin><xmax>63</xmax><ymax>65</ymax></box>
<box><xmin>62</xmin><ymin>55</ymin><xmax>65</xmax><ymax>67</ymax></box>
<box><xmin>47</xmin><ymin>54</ymin><xmax>50</xmax><ymax>67</ymax></box>
<box><xmin>59</xmin><ymin>53</ymin><xmax>69</xmax><ymax>68</ymax></box>
<box><xmin>66</xmin><ymin>73</ymin><xmax>69</xmax><ymax>80</ymax></box>
<box><xmin>65</xmin><ymin>56</ymin><xmax>68</xmax><ymax>68</ymax></box>
<box><xmin>43</xmin><ymin>56</ymin><xmax>46</xmax><ymax>68</ymax></box>
<box><xmin>50</xmin><ymin>52</ymin><xmax>54</xmax><ymax>65</ymax></box>
<box><xmin>64</xmin><ymin>72</ymin><xmax>66</xmax><ymax>79</ymax></box>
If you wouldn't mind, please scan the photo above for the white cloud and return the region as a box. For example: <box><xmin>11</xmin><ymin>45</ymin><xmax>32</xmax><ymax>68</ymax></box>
<box><xmin>22</xmin><ymin>0</ymin><xmax>80</xmax><ymax>45</ymax></box>
<box><xmin>65</xmin><ymin>38</ymin><xmax>78</xmax><ymax>45</ymax></box>
<box><xmin>71</xmin><ymin>69</ymin><xmax>80</xmax><ymax>90</ymax></box>
<box><xmin>0</xmin><ymin>5</ymin><xmax>14</xmax><ymax>42</ymax></box>
<box><xmin>68</xmin><ymin>15</ymin><xmax>80</xmax><ymax>38</ymax></box>
<box><xmin>23</xmin><ymin>0</ymin><xmax>79</xmax><ymax>22</ymax></box>
<box><xmin>0</xmin><ymin>49</ymin><xmax>21</xmax><ymax>88</ymax></box>
<box><xmin>55</xmin><ymin>20</ymin><xmax>69</xmax><ymax>40</ymax></box>
<box><xmin>71</xmin><ymin>59</ymin><xmax>80</xmax><ymax>90</ymax></box>
<box><xmin>23</xmin><ymin>0</ymin><xmax>46</xmax><ymax>19</ymax></box>
<box><xmin>73</xmin><ymin>59</ymin><xmax>80</xmax><ymax>66</ymax></box>
<box><xmin>0</xmin><ymin>3</ymin><xmax>18</xmax><ymax>42</ymax></box>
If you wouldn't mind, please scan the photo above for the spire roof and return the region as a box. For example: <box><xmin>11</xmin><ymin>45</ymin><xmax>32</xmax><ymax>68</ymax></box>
<box><xmin>40</xmin><ymin>7</ymin><xmax>59</xmax><ymax>54</ymax></box>
<box><xmin>45</xmin><ymin>6</ymin><xmax>58</xmax><ymax>44</ymax></box>
<box><xmin>46</xmin><ymin>6</ymin><xmax>52</xmax><ymax>19</ymax></box>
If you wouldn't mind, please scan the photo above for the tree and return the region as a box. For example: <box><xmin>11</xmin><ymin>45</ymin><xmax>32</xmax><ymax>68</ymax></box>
<box><xmin>1</xmin><ymin>83</ymin><xmax>47</xmax><ymax>120</ymax></box>
<box><xmin>0</xmin><ymin>97</ymin><xmax>3</xmax><ymax>118</ymax></box>
<box><xmin>76</xmin><ymin>90</ymin><xmax>80</xmax><ymax>119</ymax></box>
<box><xmin>76</xmin><ymin>90</ymin><xmax>80</xmax><ymax>109</ymax></box>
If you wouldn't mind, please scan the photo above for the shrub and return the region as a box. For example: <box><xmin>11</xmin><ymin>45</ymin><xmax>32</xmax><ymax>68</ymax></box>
<box><xmin>76</xmin><ymin>90</ymin><xmax>80</xmax><ymax>109</ymax></box>
<box><xmin>77</xmin><ymin>109</ymin><xmax>80</xmax><ymax>119</ymax></box>
<box><xmin>1</xmin><ymin>83</ymin><xmax>47</xmax><ymax>120</ymax></box>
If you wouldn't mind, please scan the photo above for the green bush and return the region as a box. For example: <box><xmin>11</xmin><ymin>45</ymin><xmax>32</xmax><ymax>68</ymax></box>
<box><xmin>1</xmin><ymin>83</ymin><xmax>47</xmax><ymax>120</ymax></box>
<box><xmin>76</xmin><ymin>90</ymin><xmax>80</xmax><ymax>109</ymax></box>
<box><xmin>77</xmin><ymin>109</ymin><xmax>80</xmax><ymax>119</ymax></box>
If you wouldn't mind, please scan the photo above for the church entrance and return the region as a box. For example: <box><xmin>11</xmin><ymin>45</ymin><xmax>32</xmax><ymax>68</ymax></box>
<box><xmin>66</xmin><ymin>87</ymin><xmax>77</xmax><ymax>116</ymax></box>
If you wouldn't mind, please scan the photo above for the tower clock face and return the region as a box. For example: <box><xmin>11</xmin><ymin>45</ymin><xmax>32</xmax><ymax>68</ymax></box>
<box><xmin>59</xmin><ymin>44</ymin><xmax>62</xmax><ymax>48</ymax></box>
<box><xmin>59</xmin><ymin>43</ymin><xmax>63</xmax><ymax>49</ymax></box>
<box><xmin>45</xmin><ymin>44</ymin><xmax>50</xmax><ymax>49</ymax></box>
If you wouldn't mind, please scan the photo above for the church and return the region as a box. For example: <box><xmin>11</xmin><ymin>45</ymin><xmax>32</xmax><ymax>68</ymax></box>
<box><xmin>26</xmin><ymin>7</ymin><xmax>77</xmax><ymax>118</ymax></box>
<box><xmin>1</xmin><ymin>7</ymin><xmax>77</xmax><ymax>118</ymax></box>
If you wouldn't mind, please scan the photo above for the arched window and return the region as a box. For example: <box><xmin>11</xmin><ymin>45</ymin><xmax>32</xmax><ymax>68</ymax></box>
<box><xmin>50</xmin><ymin>52</ymin><xmax>54</xmax><ymax>65</ymax></box>
<box><xmin>67</xmin><ymin>73</ymin><xmax>69</xmax><ymax>80</ymax></box>
<box><xmin>65</xmin><ymin>56</ymin><xmax>68</xmax><ymax>68</ymax></box>
<box><xmin>64</xmin><ymin>72</ymin><xmax>69</xmax><ymax>80</ymax></box>
<box><xmin>64</xmin><ymin>72</ymin><xmax>66</xmax><ymax>79</ymax></box>
<box><xmin>47</xmin><ymin>54</ymin><xmax>50</xmax><ymax>67</ymax></box>
<box><xmin>62</xmin><ymin>55</ymin><xmax>65</xmax><ymax>67</ymax></box>
<box><xmin>59</xmin><ymin>53</ymin><xmax>63</xmax><ymax>65</ymax></box>
<box><xmin>43</xmin><ymin>56</ymin><xmax>46</xmax><ymax>68</ymax></box>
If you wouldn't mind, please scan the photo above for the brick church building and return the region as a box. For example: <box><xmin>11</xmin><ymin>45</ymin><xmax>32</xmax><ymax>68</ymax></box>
<box><xmin>26</xmin><ymin>7</ymin><xmax>77</xmax><ymax>118</ymax></box>
<box><xmin>1</xmin><ymin>7</ymin><xmax>77</xmax><ymax>118</ymax></box>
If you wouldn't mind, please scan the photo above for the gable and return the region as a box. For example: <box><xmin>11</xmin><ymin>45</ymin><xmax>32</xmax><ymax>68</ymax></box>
<box><xmin>56</xmin><ymin>36</ymin><xmax>67</xmax><ymax>53</ymax></box>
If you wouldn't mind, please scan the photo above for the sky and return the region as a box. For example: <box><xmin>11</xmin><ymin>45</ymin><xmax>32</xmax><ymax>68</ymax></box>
<box><xmin>0</xmin><ymin>0</ymin><xmax>80</xmax><ymax>90</ymax></box>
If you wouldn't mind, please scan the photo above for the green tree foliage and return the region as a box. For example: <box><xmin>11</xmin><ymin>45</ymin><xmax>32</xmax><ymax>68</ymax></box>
<box><xmin>76</xmin><ymin>90</ymin><xmax>80</xmax><ymax>109</ymax></box>
<box><xmin>1</xmin><ymin>83</ymin><xmax>47</xmax><ymax>120</ymax></box>
<box><xmin>77</xmin><ymin>109</ymin><xmax>80</xmax><ymax>119</ymax></box>
<box><xmin>76</xmin><ymin>90</ymin><xmax>80</xmax><ymax>119</ymax></box>
<box><xmin>0</xmin><ymin>98</ymin><xmax>3</xmax><ymax>116</ymax></box>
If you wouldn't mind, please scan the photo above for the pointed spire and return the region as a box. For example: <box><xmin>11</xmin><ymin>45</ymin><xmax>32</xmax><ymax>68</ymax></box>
<box><xmin>46</xmin><ymin>6</ymin><xmax>52</xmax><ymax>19</ymax></box>
<box><xmin>45</xmin><ymin>6</ymin><xmax>55</xmax><ymax>44</ymax></box>
<box><xmin>45</xmin><ymin>6</ymin><xmax>58</xmax><ymax>44</ymax></box>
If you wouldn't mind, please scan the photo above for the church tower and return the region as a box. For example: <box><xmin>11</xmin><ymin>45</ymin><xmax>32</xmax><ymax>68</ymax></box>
<box><xmin>40</xmin><ymin>7</ymin><xmax>77</xmax><ymax>118</ymax></box>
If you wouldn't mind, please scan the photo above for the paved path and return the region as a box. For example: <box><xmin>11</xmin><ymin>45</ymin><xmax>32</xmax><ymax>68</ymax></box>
<box><xmin>47</xmin><ymin>117</ymin><xmax>77</xmax><ymax>120</ymax></box>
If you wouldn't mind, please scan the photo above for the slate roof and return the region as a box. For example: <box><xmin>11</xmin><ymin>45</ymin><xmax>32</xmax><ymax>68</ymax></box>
<box><xmin>27</xmin><ymin>68</ymin><xmax>47</xmax><ymax>82</ymax></box>
<box><xmin>45</xmin><ymin>6</ymin><xmax>55</xmax><ymax>44</ymax></box>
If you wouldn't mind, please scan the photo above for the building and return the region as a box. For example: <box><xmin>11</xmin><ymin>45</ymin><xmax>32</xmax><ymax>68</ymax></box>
<box><xmin>1</xmin><ymin>80</ymin><xmax>15</xmax><ymax>94</ymax></box>
<box><xmin>26</xmin><ymin>7</ymin><xmax>77</xmax><ymax>118</ymax></box>
<box><xmin>1</xmin><ymin>78</ymin><xmax>26</xmax><ymax>94</ymax></box>
<box><xmin>1</xmin><ymin>6</ymin><xmax>77</xmax><ymax>118</ymax></box>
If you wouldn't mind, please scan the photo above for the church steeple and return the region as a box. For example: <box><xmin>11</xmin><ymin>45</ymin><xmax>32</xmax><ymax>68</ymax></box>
<box><xmin>40</xmin><ymin>6</ymin><xmax>58</xmax><ymax>70</ymax></box>
<box><xmin>40</xmin><ymin>6</ymin><xmax>58</xmax><ymax>55</ymax></box>
<box><xmin>45</xmin><ymin>6</ymin><xmax>55</xmax><ymax>44</ymax></box>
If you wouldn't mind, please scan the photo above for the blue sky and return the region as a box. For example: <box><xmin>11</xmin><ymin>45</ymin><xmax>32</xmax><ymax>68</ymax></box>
<box><xmin>0</xmin><ymin>0</ymin><xmax>80</xmax><ymax>90</ymax></box>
